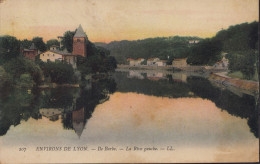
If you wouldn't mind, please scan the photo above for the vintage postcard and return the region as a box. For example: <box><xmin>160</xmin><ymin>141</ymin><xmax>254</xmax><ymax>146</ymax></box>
<box><xmin>0</xmin><ymin>0</ymin><xmax>259</xmax><ymax>163</ymax></box>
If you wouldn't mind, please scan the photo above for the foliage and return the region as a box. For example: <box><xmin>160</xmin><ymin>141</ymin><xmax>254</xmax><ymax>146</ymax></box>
<box><xmin>187</xmin><ymin>38</ymin><xmax>222</xmax><ymax>65</ymax></box>
<box><xmin>227</xmin><ymin>51</ymin><xmax>257</xmax><ymax>80</ymax></box>
<box><xmin>0</xmin><ymin>35</ymin><xmax>21</xmax><ymax>64</ymax></box>
<box><xmin>214</xmin><ymin>21</ymin><xmax>259</xmax><ymax>80</ymax></box>
<box><xmin>20</xmin><ymin>39</ymin><xmax>32</xmax><ymax>49</ymax></box>
<box><xmin>19</xmin><ymin>73</ymin><xmax>34</xmax><ymax>88</ymax></box>
<box><xmin>95</xmin><ymin>36</ymin><xmax>201</xmax><ymax>64</ymax></box>
<box><xmin>77</xmin><ymin>45</ymin><xmax>117</xmax><ymax>76</ymax></box>
<box><xmin>61</xmin><ymin>30</ymin><xmax>76</xmax><ymax>52</ymax></box>
<box><xmin>32</xmin><ymin>37</ymin><xmax>46</xmax><ymax>52</ymax></box>
<box><xmin>3</xmin><ymin>57</ymin><xmax>43</xmax><ymax>85</ymax></box>
<box><xmin>214</xmin><ymin>21</ymin><xmax>258</xmax><ymax>52</ymax></box>
<box><xmin>46</xmin><ymin>39</ymin><xmax>59</xmax><ymax>49</ymax></box>
<box><xmin>40</xmin><ymin>61</ymin><xmax>75</xmax><ymax>84</ymax></box>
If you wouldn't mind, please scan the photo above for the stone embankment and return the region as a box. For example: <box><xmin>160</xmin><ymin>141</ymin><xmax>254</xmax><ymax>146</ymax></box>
<box><xmin>209</xmin><ymin>72</ymin><xmax>259</xmax><ymax>93</ymax></box>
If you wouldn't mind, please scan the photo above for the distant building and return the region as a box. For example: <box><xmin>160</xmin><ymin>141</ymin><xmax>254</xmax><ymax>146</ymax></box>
<box><xmin>156</xmin><ymin>60</ymin><xmax>167</xmax><ymax>66</ymax></box>
<box><xmin>22</xmin><ymin>43</ymin><xmax>38</xmax><ymax>61</ymax></box>
<box><xmin>172</xmin><ymin>58</ymin><xmax>188</xmax><ymax>67</ymax></box>
<box><xmin>188</xmin><ymin>40</ymin><xmax>200</xmax><ymax>44</ymax></box>
<box><xmin>147</xmin><ymin>58</ymin><xmax>160</xmax><ymax>66</ymax></box>
<box><xmin>127</xmin><ymin>58</ymin><xmax>145</xmax><ymax>66</ymax></box>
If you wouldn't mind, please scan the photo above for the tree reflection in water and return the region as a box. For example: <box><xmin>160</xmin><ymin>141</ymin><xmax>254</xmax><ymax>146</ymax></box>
<box><xmin>0</xmin><ymin>72</ymin><xmax>258</xmax><ymax>138</ymax></box>
<box><xmin>0</xmin><ymin>77</ymin><xmax>117</xmax><ymax>137</ymax></box>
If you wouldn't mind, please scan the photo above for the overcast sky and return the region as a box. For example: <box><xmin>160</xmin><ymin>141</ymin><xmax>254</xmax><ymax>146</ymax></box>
<box><xmin>0</xmin><ymin>0</ymin><xmax>258</xmax><ymax>43</ymax></box>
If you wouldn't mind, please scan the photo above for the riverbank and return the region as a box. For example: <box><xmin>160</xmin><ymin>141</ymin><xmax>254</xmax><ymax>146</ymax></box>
<box><xmin>209</xmin><ymin>72</ymin><xmax>259</xmax><ymax>94</ymax></box>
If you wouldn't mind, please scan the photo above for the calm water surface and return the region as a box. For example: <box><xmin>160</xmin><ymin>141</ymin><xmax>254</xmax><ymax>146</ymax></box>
<box><xmin>0</xmin><ymin>70</ymin><xmax>258</xmax><ymax>163</ymax></box>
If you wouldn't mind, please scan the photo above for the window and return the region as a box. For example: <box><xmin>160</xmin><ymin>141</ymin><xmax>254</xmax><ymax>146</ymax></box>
<box><xmin>77</xmin><ymin>39</ymin><xmax>81</xmax><ymax>42</ymax></box>
<box><xmin>53</xmin><ymin>54</ymin><xmax>54</xmax><ymax>56</ymax></box>
<box><xmin>43</xmin><ymin>54</ymin><xmax>44</xmax><ymax>56</ymax></box>
<box><xmin>48</xmin><ymin>54</ymin><xmax>49</xmax><ymax>56</ymax></box>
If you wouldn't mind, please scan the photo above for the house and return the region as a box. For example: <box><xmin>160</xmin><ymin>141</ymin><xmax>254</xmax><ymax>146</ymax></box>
<box><xmin>21</xmin><ymin>43</ymin><xmax>38</xmax><ymax>61</ymax></box>
<box><xmin>156</xmin><ymin>60</ymin><xmax>167</xmax><ymax>66</ymax></box>
<box><xmin>39</xmin><ymin>48</ymin><xmax>77</xmax><ymax>68</ymax></box>
<box><xmin>127</xmin><ymin>58</ymin><xmax>145</xmax><ymax>66</ymax></box>
<box><xmin>172</xmin><ymin>58</ymin><xmax>188</xmax><ymax>67</ymax></box>
<box><xmin>147</xmin><ymin>58</ymin><xmax>160</xmax><ymax>66</ymax></box>
<box><xmin>39</xmin><ymin>24</ymin><xmax>87</xmax><ymax>68</ymax></box>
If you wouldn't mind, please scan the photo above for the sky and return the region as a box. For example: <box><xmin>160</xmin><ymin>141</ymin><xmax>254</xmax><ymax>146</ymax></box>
<box><xmin>0</xmin><ymin>0</ymin><xmax>259</xmax><ymax>43</ymax></box>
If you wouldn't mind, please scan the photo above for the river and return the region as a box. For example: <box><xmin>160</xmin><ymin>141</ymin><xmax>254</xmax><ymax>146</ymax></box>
<box><xmin>0</xmin><ymin>70</ymin><xmax>258</xmax><ymax>163</ymax></box>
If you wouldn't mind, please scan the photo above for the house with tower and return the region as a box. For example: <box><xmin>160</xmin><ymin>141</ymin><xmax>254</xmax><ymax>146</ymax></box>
<box><xmin>38</xmin><ymin>24</ymin><xmax>87</xmax><ymax>68</ymax></box>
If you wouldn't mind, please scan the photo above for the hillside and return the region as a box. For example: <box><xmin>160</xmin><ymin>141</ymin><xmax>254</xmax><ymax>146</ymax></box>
<box><xmin>95</xmin><ymin>36</ymin><xmax>202</xmax><ymax>64</ymax></box>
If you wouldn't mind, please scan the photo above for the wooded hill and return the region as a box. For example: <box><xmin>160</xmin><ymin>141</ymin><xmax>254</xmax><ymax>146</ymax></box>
<box><xmin>95</xmin><ymin>36</ymin><xmax>202</xmax><ymax>64</ymax></box>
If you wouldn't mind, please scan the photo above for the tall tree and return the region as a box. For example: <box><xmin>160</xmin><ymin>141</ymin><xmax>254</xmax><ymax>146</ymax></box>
<box><xmin>32</xmin><ymin>37</ymin><xmax>46</xmax><ymax>52</ymax></box>
<box><xmin>61</xmin><ymin>31</ymin><xmax>76</xmax><ymax>52</ymax></box>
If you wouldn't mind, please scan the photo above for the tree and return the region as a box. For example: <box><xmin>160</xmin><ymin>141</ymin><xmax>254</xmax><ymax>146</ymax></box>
<box><xmin>46</xmin><ymin>39</ymin><xmax>59</xmax><ymax>49</ymax></box>
<box><xmin>187</xmin><ymin>39</ymin><xmax>222</xmax><ymax>65</ymax></box>
<box><xmin>62</xmin><ymin>31</ymin><xmax>76</xmax><ymax>52</ymax></box>
<box><xmin>20</xmin><ymin>39</ymin><xmax>32</xmax><ymax>49</ymax></box>
<box><xmin>0</xmin><ymin>35</ymin><xmax>21</xmax><ymax>64</ymax></box>
<box><xmin>32</xmin><ymin>37</ymin><xmax>46</xmax><ymax>52</ymax></box>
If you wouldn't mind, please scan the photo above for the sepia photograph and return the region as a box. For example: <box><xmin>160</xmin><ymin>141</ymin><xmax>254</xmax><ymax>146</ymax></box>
<box><xmin>0</xmin><ymin>0</ymin><xmax>259</xmax><ymax>163</ymax></box>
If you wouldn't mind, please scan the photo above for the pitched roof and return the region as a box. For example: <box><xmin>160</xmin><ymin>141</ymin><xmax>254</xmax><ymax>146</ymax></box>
<box><xmin>49</xmin><ymin>49</ymin><xmax>72</xmax><ymax>56</ymax></box>
<box><xmin>29</xmin><ymin>43</ymin><xmax>37</xmax><ymax>50</ymax></box>
<box><xmin>74</xmin><ymin>24</ymin><xmax>87</xmax><ymax>38</ymax></box>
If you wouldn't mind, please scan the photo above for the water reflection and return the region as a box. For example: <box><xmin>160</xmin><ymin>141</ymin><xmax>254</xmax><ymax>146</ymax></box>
<box><xmin>0</xmin><ymin>77</ymin><xmax>117</xmax><ymax>137</ymax></box>
<box><xmin>0</xmin><ymin>70</ymin><xmax>258</xmax><ymax>162</ymax></box>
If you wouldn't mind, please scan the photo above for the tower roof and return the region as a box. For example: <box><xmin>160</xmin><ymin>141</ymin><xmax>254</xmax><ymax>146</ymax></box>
<box><xmin>29</xmin><ymin>43</ymin><xmax>37</xmax><ymax>50</ymax></box>
<box><xmin>74</xmin><ymin>24</ymin><xmax>87</xmax><ymax>38</ymax></box>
